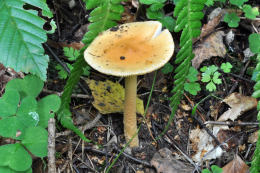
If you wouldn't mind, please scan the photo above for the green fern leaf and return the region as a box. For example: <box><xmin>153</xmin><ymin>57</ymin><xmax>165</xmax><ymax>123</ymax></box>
<box><xmin>0</xmin><ymin>0</ymin><xmax>51</xmax><ymax>81</ymax></box>
<box><xmin>58</xmin><ymin>0</ymin><xmax>124</xmax><ymax>141</ymax></box>
<box><xmin>158</xmin><ymin>0</ymin><xmax>206</xmax><ymax>138</ymax></box>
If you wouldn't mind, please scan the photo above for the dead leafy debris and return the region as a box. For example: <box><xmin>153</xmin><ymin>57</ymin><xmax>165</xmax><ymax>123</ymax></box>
<box><xmin>222</xmin><ymin>155</ymin><xmax>249</xmax><ymax>173</ymax></box>
<box><xmin>218</xmin><ymin>93</ymin><xmax>257</xmax><ymax>121</ymax></box>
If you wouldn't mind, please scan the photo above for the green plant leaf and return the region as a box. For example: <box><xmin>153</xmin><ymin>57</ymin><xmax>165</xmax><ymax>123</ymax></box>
<box><xmin>220</xmin><ymin>62</ymin><xmax>232</xmax><ymax>73</ymax></box>
<box><xmin>140</xmin><ymin>0</ymin><xmax>166</xmax><ymax>5</ymax></box>
<box><xmin>202</xmin><ymin>73</ymin><xmax>211</xmax><ymax>82</ymax></box>
<box><xmin>200</xmin><ymin>66</ymin><xmax>207</xmax><ymax>72</ymax></box>
<box><xmin>37</xmin><ymin>94</ymin><xmax>61</xmax><ymax>128</ymax></box>
<box><xmin>159</xmin><ymin>16</ymin><xmax>176</xmax><ymax>31</ymax></box>
<box><xmin>0</xmin><ymin>143</ymin><xmax>32</xmax><ymax>171</ymax></box>
<box><xmin>0</xmin><ymin>89</ymin><xmax>20</xmax><ymax>117</ymax></box>
<box><xmin>22</xmin><ymin>126</ymin><xmax>48</xmax><ymax>158</ymax></box>
<box><xmin>202</xmin><ymin>169</ymin><xmax>211</xmax><ymax>173</ymax></box>
<box><xmin>186</xmin><ymin>67</ymin><xmax>198</xmax><ymax>82</ymax></box>
<box><xmin>205</xmin><ymin>0</ymin><xmax>214</xmax><ymax>6</ymax></box>
<box><xmin>249</xmin><ymin>33</ymin><xmax>260</xmax><ymax>54</ymax></box>
<box><xmin>213</xmin><ymin>72</ymin><xmax>222</xmax><ymax>84</ymax></box>
<box><xmin>63</xmin><ymin>47</ymin><xmax>80</xmax><ymax>61</ymax></box>
<box><xmin>207</xmin><ymin>65</ymin><xmax>218</xmax><ymax>74</ymax></box>
<box><xmin>55</xmin><ymin>63</ymin><xmax>73</xmax><ymax>79</ymax></box>
<box><xmin>5</xmin><ymin>75</ymin><xmax>43</xmax><ymax>99</ymax></box>
<box><xmin>184</xmin><ymin>82</ymin><xmax>201</xmax><ymax>95</ymax></box>
<box><xmin>230</xmin><ymin>0</ymin><xmax>248</xmax><ymax>7</ymax></box>
<box><xmin>224</xmin><ymin>12</ymin><xmax>240</xmax><ymax>27</ymax></box>
<box><xmin>21</xmin><ymin>0</ymin><xmax>53</xmax><ymax>18</ymax></box>
<box><xmin>243</xmin><ymin>5</ymin><xmax>259</xmax><ymax>19</ymax></box>
<box><xmin>0</xmin><ymin>0</ymin><xmax>50</xmax><ymax>80</ymax></box>
<box><xmin>0</xmin><ymin>116</ymin><xmax>24</xmax><ymax>139</ymax></box>
<box><xmin>16</xmin><ymin>96</ymin><xmax>39</xmax><ymax>128</ymax></box>
<box><xmin>211</xmin><ymin>165</ymin><xmax>223</xmax><ymax>173</ymax></box>
<box><xmin>206</xmin><ymin>81</ymin><xmax>216</xmax><ymax>92</ymax></box>
<box><xmin>161</xmin><ymin>62</ymin><xmax>173</xmax><ymax>74</ymax></box>
<box><xmin>0</xmin><ymin>166</ymin><xmax>32</xmax><ymax>173</ymax></box>
<box><xmin>146</xmin><ymin>8</ymin><xmax>164</xmax><ymax>19</ymax></box>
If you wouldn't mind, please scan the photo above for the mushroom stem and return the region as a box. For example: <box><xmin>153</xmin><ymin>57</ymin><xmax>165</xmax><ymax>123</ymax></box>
<box><xmin>124</xmin><ymin>75</ymin><xmax>139</xmax><ymax>147</ymax></box>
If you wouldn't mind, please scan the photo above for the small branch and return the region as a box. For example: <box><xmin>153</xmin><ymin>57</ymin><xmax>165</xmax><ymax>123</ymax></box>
<box><xmin>48</xmin><ymin>118</ymin><xmax>56</xmax><ymax>173</ymax></box>
<box><xmin>204</xmin><ymin>121</ymin><xmax>259</xmax><ymax>126</ymax></box>
<box><xmin>43</xmin><ymin>88</ymin><xmax>91</xmax><ymax>99</ymax></box>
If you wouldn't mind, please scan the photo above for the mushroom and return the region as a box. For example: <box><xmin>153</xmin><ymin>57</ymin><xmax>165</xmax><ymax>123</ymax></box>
<box><xmin>84</xmin><ymin>21</ymin><xmax>174</xmax><ymax>147</ymax></box>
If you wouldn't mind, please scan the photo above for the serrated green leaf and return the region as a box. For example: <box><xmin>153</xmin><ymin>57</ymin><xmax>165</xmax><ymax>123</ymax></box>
<box><xmin>37</xmin><ymin>94</ymin><xmax>61</xmax><ymax>128</ymax></box>
<box><xmin>55</xmin><ymin>64</ymin><xmax>73</xmax><ymax>79</ymax></box>
<box><xmin>0</xmin><ymin>166</ymin><xmax>32</xmax><ymax>173</ymax></box>
<box><xmin>186</xmin><ymin>67</ymin><xmax>198</xmax><ymax>82</ymax></box>
<box><xmin>21</xmin><ymin>0</ymin><xmax>53</xmax><ymax>18</ymax></box>
<box><xmin>5</xmin><ymin>75</ymin><xmax>43</xmax><ymax>99</ymax></box>
<box><xmin>0</xmin><ymin>89</ymin><xmax>20</xmax><ymax>117</ymax></box>
<box><xmin>224</xmin><ymin>12</ymin><xmax>240</xmax><ymax>28</ymax></box>
<box><xmin>0</xmin><ymin>143</ymin><xmax>32</xmax><ymax>171</ymax></box>
<box><xmin>201</xmin><ymin>73</ymin><xmax>211</xmax><ymax>82</ymax></box>
<box><xmin>206</xmin><ymin>81</ymin><xmax>216</xmax><ymax>92</ymax></box>
<box><xmin>249</xmin><ymin>33</ymin><xmax>260</xmax><ymax>54</ymax></box>
<box><xmin>243</xmin><ymin>5</ymin><xmax>259</xmax><ymax>20</ymax></box>
<box><xmin>16</xmin><ymin>96</ymin><xmax>38</xmax><ymax>128</ymax></box>
<box><xmin>63</xmin><ymin>47</ymin><xmax>80</xmax><ymax>61</ymax></box>
<box><xmin>146</xmin><ymin>8</ymin><xmax>164</xmax><ymax>19</ymax></box>
<box><xmin>200</xmin><ymin>66</ymin><xmax>207</xmax><ymax>72</ymax></box>
<box><xmin>150</xmin><ymin>3</ymin><xmax>164</xmax><ymax>11</ymax></box>
<box><xmin>213</xmin><ymin>72</ymin><xmax>222</xmax><ymax>84</ymax></box>
<box><xmin>22</xmin><ymin>126</ymin><xmax>48</xmax><ymax>157</ymax></box>
<box><xmin>0</xmin><ymin>0</ymin><xmax>49</xmax><ymax>80</ymax></box>
<box><xmin>207</xmin><ymin>65</ymin><xmax>218</xmax><ymax>74</ymax></box>
<box><xmin>84</xmin><ymin>0</ymin><xmax>102</xmax><ymax>9</ymax></box>
<box><xmin>184</xmin><ymin>82</ymin><xmax>201</xmax><ymax>95</ymax></box>
<box><xmin>46</xmin><ymin>19</ymin><xmax>57</xmax><ymax>34</ymax></box>
<box><xmin>220</xmin><ymin>62</ymin><xmax>232</xmax><ymax>73</ymax></box>
<box><xmin>230</xmin><ymin>0</ymin><xmax>248</xmax><ymax>7</ymax></box>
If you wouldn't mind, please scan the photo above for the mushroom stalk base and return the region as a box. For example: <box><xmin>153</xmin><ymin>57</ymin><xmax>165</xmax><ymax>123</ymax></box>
<box><xmin>124</xmin><ymin>75</ymin><xmax>139</xmax><ymax>147</ymax></box>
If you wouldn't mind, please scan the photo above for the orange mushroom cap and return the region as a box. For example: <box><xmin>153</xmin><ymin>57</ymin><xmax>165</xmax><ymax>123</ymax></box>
<box><xmin>84</xmin><ymin>21</ymin><xmax>174</xmax><ymax>76</ymax></box>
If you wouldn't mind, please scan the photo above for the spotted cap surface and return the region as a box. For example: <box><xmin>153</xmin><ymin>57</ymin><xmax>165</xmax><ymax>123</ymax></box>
<box><xmin>84</xmin><ymin>21</ymin><xmax>174</xmax><ymax>77</ymax></box>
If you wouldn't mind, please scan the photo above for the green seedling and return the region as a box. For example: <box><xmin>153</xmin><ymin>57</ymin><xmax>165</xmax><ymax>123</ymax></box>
<box><xmin>184</xmin><ymin>67</ymin><xmax>201</xmax><ymax>95</ymax></box>
<box><xmin>230</xmin><ymin>0</ymin><xmax>248</xmax><ymax>7</ymax></box>
<box><xmin>220</xmin><ymin>62</ymin><xmax>233</xmax><ymax>73</ymax></box>
<box><xmin>0</xmin><ymin>75</ymin><xmax>61</xmax><ymax>172</ymax></box>
<box><xmin>224</xmin><ymin>12</ymin><xmax>240</xmax><ymax>28</ymax></box>
<box><xmin>243</xmin><ymin>5</ymin><xmax>259</xmax><ymax>19</ymax></box>
<box><xmin>201</xmin><ymin>65</ymin><xmax>222</xmax><ymax>92</ymax></box>
<box><xmin>202</xmin><ymin>165</ymin><xmax>223</xmax><ymax>173</ymax></box>
<box><xmin>161</xmin><ymin>62</ymin><xmax>174</xmax><ymax>74</ymax></box>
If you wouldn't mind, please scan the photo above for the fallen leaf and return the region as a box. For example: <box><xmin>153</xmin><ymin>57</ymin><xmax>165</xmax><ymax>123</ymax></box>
<box><xmin>87</xmin><ymin>79</ymin><xmax>144</xmax><ymax>115</ymax></box>
<box><xmin>248</xmin><ymin>131</ymin><xmax>258</xmax><ymax>143</ymax></box>
<box><xmin>192</xmin><ymin>31</ymin><xmax>226</xmax><ymax>69</ymax></box>
<box><xmin>222</xmin><ymin>155</ymin><xmax>249</xmax><ymax>173</ymax></box>
<box><xmin>190</xmin><ymin>127</ymin><xmax>223</xmax><ymax>162</ymax></box>
<box><xmin>150</xmin><ymin>148</ymin><xmax>193</xmax><ymax>173</ymax></box>
<box><xmin>218</xmin><ymin>93</ymin><xmax>257</xmax><ymax>121</ymax></box>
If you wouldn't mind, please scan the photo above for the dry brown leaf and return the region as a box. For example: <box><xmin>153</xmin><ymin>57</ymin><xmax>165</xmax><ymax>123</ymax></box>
<box><xmin>192</xmin><ymin>31</ymin><xmax>226</xmax><ymax>69</ymax></box>
<box><xmin>190</xmin><ymin>127</ymin><xmax>223</xmax><ymax>162</ymax></box>
<box><xmin>218</xmin><ymin>93</ymin><xmax>257</xmax><ymax>121</ymax></box>
<box><xmin>150</xmin><ymin>148</ymin><xmax>193</xmax><ymax>173</ymax></box>
<box><xmin>222</xmin><ymin>155</ymin><xmax>249</xmax><ymax>173</ymax></box>
<box><xmin>248</xmin><ymin>131</ymin><xmax>258</xmax><ymax>143</ymax></box>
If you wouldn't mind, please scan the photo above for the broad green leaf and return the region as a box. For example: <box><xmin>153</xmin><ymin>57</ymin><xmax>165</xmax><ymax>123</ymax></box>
<box><xmin>150</xmin><ymin>3</ymin><xmax>164</xmax><ymax>11</ymax></box>
<box><xmin>0</xmin><ymin>0</ymin><xmax>49</xmax><ymax>80</ymax></box>
<box><xmin>0</xmin><ymin>144</ymin><xmax>32</xmax><ymax>171</ymax></box>
<box><xmin>0</xmin><ymin>166</ymin><xmax>32</xmax><ymax>173</ymax></box>
<box><xmin>21</xmin><ymin>0</ymin><xmax>53</xmax><ymax>18</ymax></box>
<box><xmin>16</xmin><ymin>96</ymin><xmax>39</xmax><ymax>128</ymax></box>
<box><xmin>22</xmin><ymin>126</ymin><xmax>48</xmax><ymax>157</ymax></box>
<box><xmin>249</xmin><ymin>33</ymin><xmax>260</xmax><ymax>54</ymax></box>
<box><xmin>159</xmin><ymin>16</ymin><xmax>176</xmax><ymax>31</ymax></box>
<box><xmin>224</xmin><ymin>12</ymin><xmax>240</xmax><ymax>28</ymax></box>
<box><xmin>202</xmin><ymin>169</ymin><xmax>211</xmax><ymax>173</ymax></box>
<box><xmin>201</xmin><ymin>73</ymin><xmax>211</xmax><ymax>82</ymax></box>
<box><xmin>211</xmin><ymin>165</ymin><xmax>223</xmax><ymax>173</ymax></box>
<box><xmin>146</xmin><ymin>8</ymin><xmax>164</xmax><ymax>19</ymax></box>
<box><xmin>0</xmin><ymin>117</ymin><xmax>24</xmax><ymax>139</ymax></box>
<box><xmin>37</xmin><ymin>94</ymin><xmax>61</xmax><ymax>128</ymax></box>
<box><xmin>205</xmin><ymin>0</ymin><xmax>214</xmax><ymax>6</ymax></box>
<box><xmin>5</xmin><ymin>75</ymin><xmax>43</xmax><ymax>99</ymax></box>
<box><xmin>186</xmin><ymin>67</ymin><xmax>198</xmax><ymax>82</ymax></box>
<box><xmin>0</xmin><ymin>89</ymin><xmax>20</xmax><ymax>117</ymax></box>
<box><xmin>140</xmin><ymin>0</ymin><xmax>166</xmax><ymax>5</ymax></box>
<box><xmin>243</xmin><ymin>5</ymin><xmax>259</xmax><ymax>19</ymax></box>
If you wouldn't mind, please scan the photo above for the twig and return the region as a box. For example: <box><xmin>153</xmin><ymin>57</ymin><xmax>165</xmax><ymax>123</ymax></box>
<box><xmin>164</xmin><ymin>134</ymin><xmax>200</xmax><ymax>172</ymax></box>
<box><xmin>43</xmin><ymin>88</ymin><xmax>91</xmax><ymax>99</ymax></box>
<box><xmin>204</xmin><ymin>121</ymin><xmax>259</xmax><ymax>126</ymax></box>
<box><xmin>48</xmin><ymin>118</ymin><xmax>56</xmax><ymax>173</ymax></box>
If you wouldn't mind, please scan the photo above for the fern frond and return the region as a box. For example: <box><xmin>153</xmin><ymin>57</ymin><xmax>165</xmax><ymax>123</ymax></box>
<box><xmin>58</xmin><ymin>0</ymin><xmax>124</xmax><ymax>141</ymax></box>
<box><xmin>159</xmin><ymin>0</ymin><xmax>206</xmax><ymax>136</ymax></box>
<box><xmin>251</xmin><ymin>54</ymin><xmax>260</xmax><ymax>173</ymax></box>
